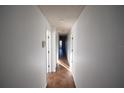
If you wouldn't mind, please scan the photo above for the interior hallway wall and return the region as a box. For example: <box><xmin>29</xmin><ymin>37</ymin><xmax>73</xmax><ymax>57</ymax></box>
<box><xmin>71</xmin><ymin>6</ymin><xmax>124</xmax><ymax>88</ymax></box>
<box><xmin>0</xmin><ymin>6</ymin><xmax>51</xmax><ymax>88</ymax></box>
<box><xmin>0</xmin><ymin>7</ymin><xmax>3</xmax><ymax>88</ymax></box>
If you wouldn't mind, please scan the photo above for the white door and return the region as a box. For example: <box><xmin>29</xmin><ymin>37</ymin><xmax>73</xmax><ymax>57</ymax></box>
<box><xmin>51</xmin><ymin>31</ymin><xmax>57</xmax><ymax>72</ymax></box>
<box><xmin>70</xmin><ymin>33</ymin><xmax>74</xmax><ymax>71</ymax></box>
<box><xmin>46</xmin><ymin>30</ymin><xmax>51</xmax><ymax>72</ymax></box>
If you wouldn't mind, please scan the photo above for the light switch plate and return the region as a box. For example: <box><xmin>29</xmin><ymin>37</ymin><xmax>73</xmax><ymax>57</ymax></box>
<box><xmin>42</xmin><ymin>41</ymin><xmax>46</xmax><ymax>48</ymax></box>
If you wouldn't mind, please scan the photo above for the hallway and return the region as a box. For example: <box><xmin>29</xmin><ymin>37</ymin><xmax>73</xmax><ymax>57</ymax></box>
<box><xmin>47</xmin><ymin>59</ymin><xmax>76</xmax><ymax>88</ymax></box>
<box><xmin>1</xmin><ymin>5</ymin><xmax>124</xmax><ymax>88</ymax></box>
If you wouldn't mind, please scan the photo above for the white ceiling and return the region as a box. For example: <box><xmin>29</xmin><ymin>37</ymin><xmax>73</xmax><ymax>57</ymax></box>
<box><xmin>39</xmin><ymin>5</ymin><xmax>85</xmax><ymax>34</ymax></box>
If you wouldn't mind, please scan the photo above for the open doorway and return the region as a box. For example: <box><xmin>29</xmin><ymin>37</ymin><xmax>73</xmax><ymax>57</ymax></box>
<box><xmin>55</xmin><ymin>34</ymin><xmax>71</xmax><ymax>72</ymax></box>
<box><xmin>46</xmin><ymin>33</ymin><xmax>76</xmax><ymax>88</ymax></box>
<box><xmin>59</xmin><ymin>35</ymin><xmax>67</xmax><ymax>59</ymax></box>
<box><xmin>58</xmin><ymin>34</ymin><xmax>69</xmax><ymax>66</ymax></box>
<box><xmin>58</xmin><ymin>35</ymin><xmax>67</xmax><ymax>59</ymax></box>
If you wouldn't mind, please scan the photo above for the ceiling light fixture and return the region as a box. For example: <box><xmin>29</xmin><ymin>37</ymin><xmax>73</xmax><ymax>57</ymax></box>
<box><xmin>59</xmin><ymin>18</ymin><xmax>64</xmax><ymax>22</ymax></box>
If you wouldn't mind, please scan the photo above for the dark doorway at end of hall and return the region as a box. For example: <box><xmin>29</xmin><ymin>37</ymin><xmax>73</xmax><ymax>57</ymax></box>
<box><xmin>58</xmin><ymin>34</ymin><xmax>69</xmax><ymax>66</ymax></box>
<box><xmin>59</xmin><ymin>35</ymin><xmax>67</xmax><ymax>59</ymax></box>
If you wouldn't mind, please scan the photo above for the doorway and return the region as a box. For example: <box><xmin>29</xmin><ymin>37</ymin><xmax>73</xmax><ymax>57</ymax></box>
<box><xmin>58</xmin><ymin>34</ymin><xmax>69</xmax><ymax>66</ymax></box>
<box><xmin>46</xmin><ymin>33</ymin><xmax>76</xmax><ymax>88</ymax></box>
<box><xmin>59</xmin><ymin>35</ymin><xmax>67</xmax><ymax>58</ymax></box>
<box><xmin>55</xmin><ymin>34</ymin><xmax>71</xmax><ymax>72</ymax></box>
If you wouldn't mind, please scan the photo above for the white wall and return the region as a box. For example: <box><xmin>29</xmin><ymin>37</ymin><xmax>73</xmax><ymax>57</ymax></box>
<box><xmin>0</xmin><ymin>6</ymin><xmax>50</xmax><ymax>88</ymax></box>
<box><xmin>72</xmin><ymin>6</ymin><xmax>124</xmax><ymax>88</ymax></box>
<box><xmin>0</xmin><ymin>7</ymin><xmax>3</xmax><ymax>87</ymax></box>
